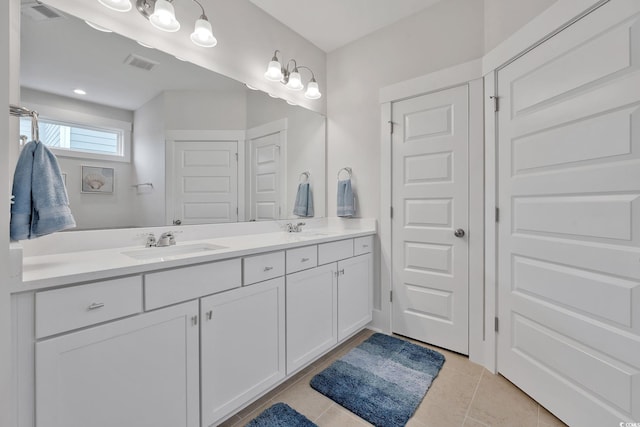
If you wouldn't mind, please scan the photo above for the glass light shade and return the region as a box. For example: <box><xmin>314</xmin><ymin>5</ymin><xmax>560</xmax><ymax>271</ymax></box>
<box><xmin>304</xmin><ymin>80</ymin><xmax>322</xmax><ymax>99</ymax></box>
<box><xmin>264</xmin><ymin>61</ymin><xmax>283</xmax><ymax>81</ymax></box>
<box><xmin>286</xmin><ymin>71</ymin><xmax>304</xmax><ymax>91</ymax></box>
<box><xmin>85</xmin><ymin>20</ymin><xmax>113</xmax><ymax>32</ymax></box>
<box><xmin>190</xmin><ymin>18</ymin><xmax>217</xmax><ymax>47</ymax></box>
<box><xmin>149</xmin><ymin>0</ymin><xmax>180</xmax><ymax>32</ymax></box>
<box><xmin>97</xmin><ymin>0</ymin><xmax>132</xmax><ymax>12</ymax></box>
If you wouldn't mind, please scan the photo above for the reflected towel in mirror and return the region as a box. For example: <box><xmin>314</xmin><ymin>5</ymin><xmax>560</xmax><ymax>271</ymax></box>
<box><xmin>293</xmin><ymin>182</ymin><xmax>314</xmax><ymax>217</ymax></box>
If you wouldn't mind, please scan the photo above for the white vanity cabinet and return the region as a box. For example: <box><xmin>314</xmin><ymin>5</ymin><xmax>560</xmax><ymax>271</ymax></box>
<box><xmin>337</xmin><ymin>253</ymin><xmax>373</xmax><ymax>341</ymax></box>
<box><xmin>286</xmin><ymin>263</ymin><xmax>337</xmax><ymax>374</ymax></box>
<box><xmin>35</xmin><ymin>300</ymin><xmax>200</xmax><ymax>427</ymax></box>
<box><xmin>286</xmin><ymin>238</ymin><xmax>373</xmax><ymax>374</ymax></box>
<box><xmin>200</xmin><ymin>277</ymin><xmax>285</xmax><ymax>427</ymax></box>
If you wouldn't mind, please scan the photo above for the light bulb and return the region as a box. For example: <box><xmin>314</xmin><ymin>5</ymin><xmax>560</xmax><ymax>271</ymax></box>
<box><xmin>264</xmin><ymin>60</ymin><xmax>283</xmax><ymax>81</ymax></box>
<box><xmin>190</xmin><ymin>18</ymin><xmax>217</xmax><ymax>47</ymax></box>
<box><xmin>304</xmin><ymin>80</ymin><xmax>322</xmax><ymax>99</ymax></box>
<box><xmin>149</xmin><ymin>0</ymin><xmax>180</xmax><ymax>32</ymax></box>
<box><xmin>97</xmin><ymin>0</ymin><xmax>132</xmax><ymax>12</ymax></box>
<box><xmin>286</xmin><ymin>71</ymin><xmax>304</xmax><ymax>91</ymax></box>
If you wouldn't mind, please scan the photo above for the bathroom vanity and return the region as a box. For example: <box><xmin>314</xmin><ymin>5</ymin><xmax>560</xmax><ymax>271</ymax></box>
<box><xmin>10</xmin><ymin>220</ymin><xmax>375</xmax><ymax>427</ymax></box>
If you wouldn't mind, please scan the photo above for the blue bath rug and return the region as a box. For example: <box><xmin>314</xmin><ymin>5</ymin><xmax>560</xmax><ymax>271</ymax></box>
<box><xmin>244</xmin><ymin>402</ymin><xmax>317</xmax><ymax>427</ymax></box>
<box><xmin>310</xmin><ymin>333</ymin><xmax>445</xmax><ymax>427</ymax></box>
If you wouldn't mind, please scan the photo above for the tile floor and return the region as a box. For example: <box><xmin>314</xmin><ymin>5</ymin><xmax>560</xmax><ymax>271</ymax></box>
<box><xmin>219</xmin><ymin>329</ymin><xmax>567</xmax><ymax>427</ymax></box>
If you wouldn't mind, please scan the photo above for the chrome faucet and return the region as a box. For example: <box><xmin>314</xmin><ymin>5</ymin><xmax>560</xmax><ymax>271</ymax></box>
<box><xmin>285</xmin><ymin>222</ymin><xmax>306</xmax><ymax>233</ymax></box>
<box><xmin>157</xmin><ymin>231</ymin><xmax>176</xmax><ymax>247</ymax></box>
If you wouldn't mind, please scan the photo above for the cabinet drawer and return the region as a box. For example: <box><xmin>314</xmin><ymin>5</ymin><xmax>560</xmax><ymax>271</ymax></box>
<box><xmin>286</xmin><ymin>245</ymin><xmax>318</xmax><ymax>274</ymax></box>
<box><xmin>243</xmin><ymin>251</ymin><xmax>285</xmax><ymax>285</ymax></box>
<box><xmin>36</xmin><ymin>276</ymin><xmax>142</xmax><ymax>338</ymax></box>
<box><xmin>354</xmin><ymin>236</ymin><xmax>374</xmax><ymax>256</ymax></box>
<box><xmin>318</xmin><ymin>239</ymin><xmax>354</xmax><ymax>265</ymax></box>
<box><xmin>145</xmin><ymin>258</ymin><xmax>241</xmax><ymax>310</ymax></box>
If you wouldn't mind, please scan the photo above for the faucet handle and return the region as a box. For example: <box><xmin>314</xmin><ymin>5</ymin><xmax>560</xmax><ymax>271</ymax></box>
<box><xmin>145</xmin><ymin>233</ymin><xmax>157</xmax><ymax>247</ymax></box>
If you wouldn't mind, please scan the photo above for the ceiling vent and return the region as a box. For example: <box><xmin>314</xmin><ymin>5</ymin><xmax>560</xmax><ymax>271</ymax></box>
<box><xmin>123</xmin><ymin>54</ymin><xmax>159</xmax><ymax>72</ymax></box>
<box><xmin>21</xmin><ymin>2</ymin><xmax>64</xmax><ymax>21</ymax></box>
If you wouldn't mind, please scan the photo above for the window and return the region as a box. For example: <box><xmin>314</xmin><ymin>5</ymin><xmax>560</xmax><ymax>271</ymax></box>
<box><xmin>20</xmin><ymin>118</ymin><xmax>122</xmax><ymax>157</ymax></box>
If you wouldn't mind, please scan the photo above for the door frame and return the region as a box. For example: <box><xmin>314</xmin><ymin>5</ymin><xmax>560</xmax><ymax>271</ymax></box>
<box><xmin>165</xmin><ymin>130</ymin><xmax>245</xmax><ymax>225</ymax></box>
<box><xmin>379</xmin><ymin>59</ymin><xmax>486</xmax><ymax>365</ymax></box>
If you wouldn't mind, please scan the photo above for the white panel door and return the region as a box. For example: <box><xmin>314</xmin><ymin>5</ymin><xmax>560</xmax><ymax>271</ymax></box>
<box><xmin>497</xmin><ymin>3</ymin><xmax>640</xmax><ymax>425</ymax></box>
<box><xmin>36</xmin><ymin>301</ymin><xmax>199</xmax><ymax>427</ymax></box>
<box><xmin>392</xmin><ymin>85</ymin><xmax>469</xmax><ymax>354</ymax></box>
<box><xmin>247</xmin><ymin>123</ymin><xmax>286</xmax><ymax>221</ymax></box>
<box><xmin>171</xmin><ymin>139</ymin><xmax>238</xmax><ymax>225</ymax></box>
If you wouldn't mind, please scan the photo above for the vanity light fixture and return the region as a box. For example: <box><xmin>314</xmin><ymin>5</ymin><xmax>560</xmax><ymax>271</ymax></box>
<box><xmin>85</xmin><ymin>20</ymin><xmax>114</xmax><ymax>33</ymax></box>
<box><xmin>98</xmin><ymin>0</ymin><xmax>133</xmax><ymax>12</ymax></box>
<box><xmin>264</xmin><ymin>50</ymin><xmax>322</xmax><ymax>100</ymax></box>
<box><xmin>97</xmin><ymin>0</ymin><xmax>217</xmax><ymax>47</ymax></box>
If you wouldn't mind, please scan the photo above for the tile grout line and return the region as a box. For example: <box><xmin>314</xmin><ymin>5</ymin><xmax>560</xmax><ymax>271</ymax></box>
<box><xmin>313</xmin><ymin>402</ymin><xmax>335</xmax><ymax>423</ymax></box>
<box><xmin>463</xmin><ymin>367</ymin><xmax>485</xmax><ymax>421</ymax></box>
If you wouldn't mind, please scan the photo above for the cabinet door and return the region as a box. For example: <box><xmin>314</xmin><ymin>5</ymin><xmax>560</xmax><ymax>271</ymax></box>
<box><xmin>286</xmin><ymin>263</ymin><xmax>337</xmax><ymax>374</ymax></box>
<box><xmin>338</xmin><ymin>253</ymin><xmax>373</xmax><ymax>341</ymax></box>
<box><xmin>200</xmin><ymin>277</ymin><xmax>285</xmax><ymax>427</ymax></box>
<box><xmin>36</xmin><ymin>301</ymin><xmax>199</xmax><ymax>427</ymax></box>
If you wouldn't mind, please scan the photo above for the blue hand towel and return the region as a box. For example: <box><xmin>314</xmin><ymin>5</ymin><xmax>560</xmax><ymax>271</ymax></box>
<box><xmin>10</xmin><ymin>141</ymin><xmax>76</xmax><ymax>240</ymax></box>
<box><xmin>293</xmin><ymin>182</ymin><xmax>314</xmax><ymax>217</ymax></box>
<box><xmin>337</xmin><ymin>179</ymin><xmax>356</xmax><ymax>217</ymax></box>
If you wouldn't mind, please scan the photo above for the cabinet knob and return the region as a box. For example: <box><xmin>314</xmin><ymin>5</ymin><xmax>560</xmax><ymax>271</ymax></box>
<box><xmin>87</xmin><ymin>302</ymin><xmax>105</xmax><ymax>311</ymax></box>
<box><xmin>264</xmin><ymin>266</ymin><xmax>274</xmax><ymax>272</ymax></box>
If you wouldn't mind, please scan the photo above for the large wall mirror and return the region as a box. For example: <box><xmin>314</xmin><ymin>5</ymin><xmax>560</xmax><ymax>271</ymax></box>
<box><xmin>19</xmin><ymin>3</ymin><xmax>326</xmax><ymax>230</ymax></box>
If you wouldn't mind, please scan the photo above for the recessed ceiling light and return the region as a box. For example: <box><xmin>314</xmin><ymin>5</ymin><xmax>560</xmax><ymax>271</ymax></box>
<box><xmin>137</xmin><ymin>41</ymin><xmax>154</xmax><ymax>49</ymax></box>
<box><xmin>246</xmin><ymin>84</ymin><xmax>258</xmax><ymax>90</ymax></box>
<box><xmin>73</xmin><ymin>89</ymin><xmax>87</xmax><ymax>95</ymax></box>
<box><xmin>85</xmin><ymin>21</ymin><xmax>113</xmax><ymax>33</ymax></box>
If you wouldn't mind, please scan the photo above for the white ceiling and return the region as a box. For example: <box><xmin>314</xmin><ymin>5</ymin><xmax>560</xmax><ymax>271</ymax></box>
<box><xmin>20</xmin><ymin>6</ymin><xmax>244</xmax><ymax>111</ymax></box>
<box><xmin>249</xmin><ymin>0</ymin><xmax>443</xmax><ymax>52</ymax></box>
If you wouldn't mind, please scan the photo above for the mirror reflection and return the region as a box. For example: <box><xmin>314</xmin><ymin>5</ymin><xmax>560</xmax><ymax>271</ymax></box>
<box><xmin>19</xmin><ymin>5</ymin><xmax>326</xmax><ymax>230</ymax></box>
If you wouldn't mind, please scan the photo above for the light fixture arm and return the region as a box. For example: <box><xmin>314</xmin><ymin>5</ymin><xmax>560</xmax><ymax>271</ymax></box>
<box><xmin>191</xmin><ymin>0</ymin><xmax>207</xmax><ymax>20</ymax></box>
<box><xmin>296</xmin><ymin>65</ymin><xmax>316</xmax><ymax>81</ymax></box>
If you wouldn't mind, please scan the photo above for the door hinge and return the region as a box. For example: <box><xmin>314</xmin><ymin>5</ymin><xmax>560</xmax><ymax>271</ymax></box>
<box><xmin>490</xmin><ymin>95</ymin><xmax>499</xmax><ymax>112</ymax></box>
<box><xmin>390</xmin><ymin>206</ymin><xmax>393</xmax><ymax>219</ymax></box>
<box><xmin>494</xmin><ymin>317</ymin><xmax>499</xmax><ymax>333</ymax></box>
<box><xmin>495</xmin><ymin>207</ymin><xmax>500</xmax><ymax>223</ymax></box>
<box><xmin>390</xmin><ymin>290</ymin><xmax>393</xmax><ymax>302</ymax></box>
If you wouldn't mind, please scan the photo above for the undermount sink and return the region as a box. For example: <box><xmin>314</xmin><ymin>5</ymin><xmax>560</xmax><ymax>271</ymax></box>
<box><xmin>122</xmin><ymin>243</ymin><xmax>227</xmax><ymax>260</ymax></box>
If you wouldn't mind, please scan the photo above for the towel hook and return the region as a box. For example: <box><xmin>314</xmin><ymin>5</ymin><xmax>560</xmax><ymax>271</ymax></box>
<box><xmin>299</xmin><ymin>171</ymin><xmax>310</xmax><ymax>183</ymax></box>
<box><xmin>337</xmin><ymin>167</ymin><xmax>352</xmax><ymax>180</ymax></box>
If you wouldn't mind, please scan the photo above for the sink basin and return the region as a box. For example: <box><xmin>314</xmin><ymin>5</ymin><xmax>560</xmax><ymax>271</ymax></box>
<box><xmin>122</xmin><ymin>243</ymin><xmax>227</xmax><ymax>260</ymax></box>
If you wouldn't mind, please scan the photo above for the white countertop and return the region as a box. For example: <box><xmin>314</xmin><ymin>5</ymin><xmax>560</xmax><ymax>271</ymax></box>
<box><xmin>13</xmin><ymin>227</ymin><xmax>376</xmax><ymax>292</ymax></box>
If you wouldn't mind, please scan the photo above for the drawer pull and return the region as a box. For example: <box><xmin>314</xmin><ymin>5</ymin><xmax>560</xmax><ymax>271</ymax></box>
<box><xmin>206</xmin><ymin>310</ymin><xmax>213</xmax><ymax>320</ymax></box>
<box><xmin>87</xmin><ymin>302</ymin><xmax>105</xmax><ymax>311</ymax></box>
<box><xmin>301</xmin><ymin>257</ymin><xmax>310</xmax><ymax>262</ymax></box>
<box><xmin>362</xmin><ymin>244</ymin><xmax>369</xmax><ymax>248</ymax></box>
<box><xmin>339</xmin><ymin>269</ymin><xmax>345</xmax><ymax>275</ymax></box>
<box><xmin>192</xmin><ymin>316</ymin><xmax>198</xmax><ymax>326</ymax></box>
<box><xmin>263</xmin><ymin>266</ymin><xmax>274</xmax><ymax>272</ymax></box>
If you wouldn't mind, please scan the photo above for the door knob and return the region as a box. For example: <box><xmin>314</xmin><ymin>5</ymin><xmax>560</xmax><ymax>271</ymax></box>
<box><xmin>454</xmin><ymin>228</ymin><xmax>465</xmax><ymax>238</ymax></box>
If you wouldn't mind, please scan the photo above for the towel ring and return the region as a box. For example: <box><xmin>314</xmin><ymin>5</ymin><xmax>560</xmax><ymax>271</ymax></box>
<box><xmin>299</xmin><ymin>171</ymin><xmax>310</xmax><ymax>183</ymax></box>
<box><xmin>337</xmin><ymin>167</ymin><xmax>352</xmax><ymax>180</ymax></box>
